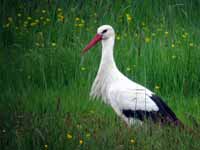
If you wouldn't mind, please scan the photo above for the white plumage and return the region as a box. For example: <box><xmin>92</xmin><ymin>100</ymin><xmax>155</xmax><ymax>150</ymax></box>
<box><xmin>83</xmin><ymin>25</ymin><xmax>181</xmax><ymax>126</ymax></box>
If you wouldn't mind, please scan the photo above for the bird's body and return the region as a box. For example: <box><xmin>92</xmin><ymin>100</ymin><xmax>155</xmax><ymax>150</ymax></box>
<box><xmin>83</xmin><ymin>25</ymin><xmax>182</xmax><ymax>126</ymax></box>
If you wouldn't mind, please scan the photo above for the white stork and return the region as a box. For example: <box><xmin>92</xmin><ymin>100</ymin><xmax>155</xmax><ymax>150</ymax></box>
<box><xmin>82</xmin><ymin>25</ymin><xmax>182</xmax><ymax>126</ymax></box>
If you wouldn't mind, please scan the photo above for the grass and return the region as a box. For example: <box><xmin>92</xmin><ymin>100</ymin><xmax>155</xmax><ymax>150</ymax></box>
<box><xmin>1</xmin><ymin>87</ymin><xmax>200</xmax><ymax>150</ymax></box>
<box><xmin>0</xmin><ymin>0</ymin><xmax>200</xmax><ymax>149</ymax></box>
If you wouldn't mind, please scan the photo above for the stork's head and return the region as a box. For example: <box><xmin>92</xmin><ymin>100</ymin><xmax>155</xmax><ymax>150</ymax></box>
<box><xmin>97</xmin><ymin>25</ymin><xmax>115</xmax><ymax>40</ymax></box>
<box><xmin>82</xmin><ymin>25</ymin><xmax>115</xmax><ymax>53</ymax></box>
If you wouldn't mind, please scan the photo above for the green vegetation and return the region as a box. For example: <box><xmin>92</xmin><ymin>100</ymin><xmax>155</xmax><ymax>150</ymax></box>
<box><xmin>0</xmin><ymin>0</ymin><xmax>200</xmax><ymax>149</ymax></box>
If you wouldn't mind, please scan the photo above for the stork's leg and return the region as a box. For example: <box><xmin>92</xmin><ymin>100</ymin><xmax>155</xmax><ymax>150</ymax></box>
<box><xmin>111</xmin><ymin>106</ymin><xmax>131</xmax><ymax>127</ymax></box>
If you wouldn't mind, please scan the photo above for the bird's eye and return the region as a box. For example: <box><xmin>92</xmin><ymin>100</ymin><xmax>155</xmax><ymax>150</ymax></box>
<box><xmin>102</xmin><ymin>29</ymin><xmax>107</xmax><ymax>34</ymax></box>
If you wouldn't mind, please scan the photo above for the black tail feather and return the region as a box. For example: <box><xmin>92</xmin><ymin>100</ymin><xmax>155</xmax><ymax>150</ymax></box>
<box><xmin>150</xmin><ymin>94</ymin><xmax>183</xmax><ymax>126</ymax></box>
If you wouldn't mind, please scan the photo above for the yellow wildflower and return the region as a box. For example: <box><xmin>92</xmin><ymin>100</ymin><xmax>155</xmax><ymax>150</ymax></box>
<box><xmin>67</xmin><ymin>133</ymin><xmax>72</xmax><ymax>139</ymax></box>
<box><xmin>79</xmin><ymin>139</ymin><xmax>83</xmax><ymax>145</ymax></box>
<box><xmin>126</xmin><ymin>13</ymin><xmax>132</xmax><ymax>22</ymax></box>
<box><xmin>182</xmin><ymin>34</ymin><xmax>186</xmax><ymax>39</ymax></box>
<box><xmin>81</xmin><ymin>19</ymin><xmax>85</xmax><ymax>24</ymax></box>
<box><xmin>152</xmin><ymin>33</ymin><xmax>156</xmax><ymax>36</ymax></box>
<box><xmin>182</xmin><ymin>32</ymin><xmax>188</xmax><ymax>39</ymax></box>
<box><xmin>46</xmin><ymin>18</ymin><xmax>50</xmax><ymax>22</ymax></box>
<box><xmin>23</xmin><ymin>21</ymin><xmax>28</xmax><ymax>27</ymax></box>
<box><xmin>35</xmin><ymin>19</ymin><xmax>39</xmax><ymax>23</ymax></box>
<box><xmin>60</xmin><ymin>15</ymin><xmax>64</xmax><ymax>21</ymax></box>
<box><xmin>184</xmin><ymin>32</ymin><xmax>188</xmax><ymax>36</ymax></box>
<box><xmin>171</xmin><ymin>44</ymin><xmax>175</xmax><ymax>48</ymax></box>
<box><xmin>172</xmin><ymin>55</ymin><xmax>176</xmax><ymax>59</ymax></box>
<box><xmin>44</xmin><ymin>144</ymin><xmax>48</xmax><ymax>149</ymax></box>
<box><xmin>27</xmin><ymin>16</ymin><xmax>32</xmax><ymax>20</ymax></box>
<box><xmin>8</xmin><ymin>17</ymin><xmax>13</xmax><ymax>22</ymax></box>
<box><xmin>78</xmin><ymin>23</ymin><xmax>84</xmax><ymax>27</ymax></box>
<box><xmin>155</xmin><ymin>85</ymin><xmax>160</xmax><ymax>90</ymax></box>
<box><xmin>58</xmin><ymin>14</ymin><xmax>64</xmax><ymax>22</ymax></box>
<box><xmin>90</xmin><ymin>110</ymin><xmax>94</xmax><ymax>113</ymax></box>
<box><xmin>134</xmin><ymin>33</ymin><xmax>138</xmax><ymax>37</ymax></box>
<box><xmin>145</xmin><ymin>37</ymin><xmax>151</xmax><ymax>43</ymax></box>
<box><xmin>86</xmin><ymin>133</ymin><xmax>91</xmax><ymax>138</ymax></box>
<box><xmin>130</xmin><ymin>138</ymin><xmax>135</xmax><ymax>144</ymax></box>
<box><xmin>165</xmin><ymin>31</ymin><xmax>169</xmax><ymax>36</ymax></box>
<box><xmin>126</xmin><ymin>67</ymin><xmax>131</xmax><ymax>71</ymax></box>
<box><xmin>51</xmin><ymin>42</ymin><xmax>56</xmax><ymax>47</ymax></box>
<box><xmin>75</xmin><ymin>17</ymin><xmax>80</xmax><ymax>21</ymax></box>
<box><xmin>141</xmin><ymin>22</ymin><xmax>145</xmax><ymax>26</ymax></box>
<box><xmin>3</xmin><ymin>23</ymin><xmax>10</xmax><ymax>28</ymax></box>
<box><xmin>189</xmin><ymin>43</ymin><xmax>194</xmax><ymax>47</ymax></box>
<box><xmin>42</xmin><ymin>10</ymin><xmax>46</xmax><ymax>13</ymax></box>
<box><xmin>57</xmin><ymin>8</ymin><xmax>62</xmax><ymax>12</ymax></box>
<box><xmin>30</xmin><ymin>22</ymin><xmax>37</xmax><ymax>26</ymax></box>
<box><xmin>81</xmin><ymin>67</ymin><xmax>86</xmax><ymax>71</ymax></box>
<box><xmin>24</xmin><ymin>21</ymin><xmax>28</xmax><ymax>25</ymax></box>
<box><xmin>35</xmin><ymin>43</ymin><xmax>40</xmax><ymax>46</ymax></box>
<box><xmin>17</xmin><ymin>13</ymin><xmax>22</xmax><ymax>17</ymax></box>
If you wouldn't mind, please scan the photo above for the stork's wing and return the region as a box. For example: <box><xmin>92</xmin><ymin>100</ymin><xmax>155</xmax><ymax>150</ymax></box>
<box><xmin>108</xmin><ymin>86</ymin><xmax>159</xmax><ymax>112</ymax></box>
<box><xmin>149</xmin><ymin>94</ymin><xmax>178</xmax><ymax>122</ymax></box>
<box><xmin>108</xmin><ymin>84</ymin><xmax>181</xmax><ymax>125</ymax></box>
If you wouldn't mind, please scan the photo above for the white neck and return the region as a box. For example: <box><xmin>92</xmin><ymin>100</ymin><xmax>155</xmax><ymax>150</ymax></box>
<box><xmin>90</xmin><ymin>36</ymin><xmax>121</xmax><ymax>102</ymax></box>
<box><xmin>99</xmin><ymin>37</ymin><xmax>117</xmax><ymax>71</ymax></box>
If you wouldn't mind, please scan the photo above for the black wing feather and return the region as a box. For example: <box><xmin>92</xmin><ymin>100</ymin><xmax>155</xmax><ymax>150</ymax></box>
<box><xmin>150</xmin><ymin>94</ymin><xmax>178</xmax><ymax>121</ymax></box>
<box><xmin>122</xmin><ymin>94</ymin><xmax>182</xmax><ymax>126</ymax></box>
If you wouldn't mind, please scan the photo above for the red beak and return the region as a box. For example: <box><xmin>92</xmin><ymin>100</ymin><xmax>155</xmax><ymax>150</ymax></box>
<box><xmin>82</xmin><ymin>34</ymin><xmax>102</xmax><ymax>53</ymax></box>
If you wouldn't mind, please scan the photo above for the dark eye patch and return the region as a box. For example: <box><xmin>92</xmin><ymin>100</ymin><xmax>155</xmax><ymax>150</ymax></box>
<box><xmin>102</xmin><ymin>29</ymin><xmax>107</xmax><ymax>34</ymax></box>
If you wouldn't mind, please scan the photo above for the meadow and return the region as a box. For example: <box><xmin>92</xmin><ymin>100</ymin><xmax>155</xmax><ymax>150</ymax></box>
<box><xmin>0</xmin><ymin>0</ymin><xmax>200</xmax><ymax>149</ymax></box>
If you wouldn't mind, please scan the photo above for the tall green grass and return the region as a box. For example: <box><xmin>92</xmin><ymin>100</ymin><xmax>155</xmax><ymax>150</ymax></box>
<box><xmin>0</xmin><ymin>0</ymin><xmax>200</xmax><ymax>94</ymax></box>
<box><xmin>0</xmin><ymin>0</ymin><xmax>200</xmax><ymax>149</ymax></box>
